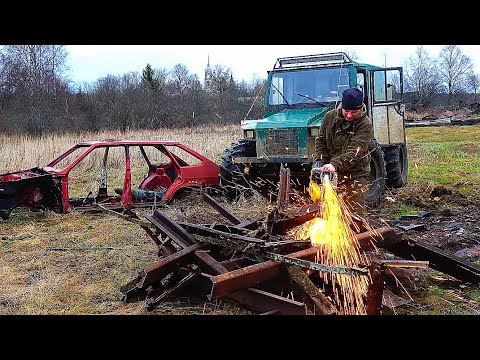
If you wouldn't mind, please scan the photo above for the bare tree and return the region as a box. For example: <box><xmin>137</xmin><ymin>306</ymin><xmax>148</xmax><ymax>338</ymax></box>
<box><xmin>1</xmin><ymin>45</ymin><xmax>68</xmax><ymax>93</ymax></box>
<box><xmin>467</xmin><ymin>71</ymin><xmax>480</xmax><ymax>102</ymax></box>
<box><xmin>0</xmin><ymin>45</ymin><xmax>70</xmax><ymax>133</ymax></box>
<box><xmin>342</xmin><ymin>48</ymin><xmax>359</xmax><ymax>61</ymax></box>
<box><xmin>170</xmin><ymin>63</ymin><xmax>191</xmax><ymax>96</ymax></box>
<box><xmin>404</xmin><ymin>46</ymin><xmax>440</xmax><ymax>109</ymax></box>
<box><xmin>211</xmin><ymin>64</ymin><xmax>233</xmax><ymax>92</ymax></box>
<box><xmin>438</xmin><ymin>45</ymin><xmax>473</xmax><ymax>106</ymax></box>
<box><xmin>0</xmin><ymin>49</ymin><xmax>10</xmax><ymax>112</ymax></box>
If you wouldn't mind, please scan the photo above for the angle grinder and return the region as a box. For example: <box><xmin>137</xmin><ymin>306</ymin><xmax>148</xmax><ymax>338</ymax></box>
<box><xmin>308</xmin><ymin>171</ymin><xmax>332</xmax><ymax>203</ymax></box>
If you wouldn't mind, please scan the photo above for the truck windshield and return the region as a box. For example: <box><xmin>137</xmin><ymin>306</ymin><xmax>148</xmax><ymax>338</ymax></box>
<box><xmin>268</xmin><ymin>67</ymin><xmax>350</xmax><ymax>106</ymax></box>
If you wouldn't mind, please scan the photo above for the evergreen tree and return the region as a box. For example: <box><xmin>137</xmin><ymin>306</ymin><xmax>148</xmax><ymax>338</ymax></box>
<box><xmin>142</xmin><ymin>63</ymin><xmax>159</xmax><ymax>91</ymax></box>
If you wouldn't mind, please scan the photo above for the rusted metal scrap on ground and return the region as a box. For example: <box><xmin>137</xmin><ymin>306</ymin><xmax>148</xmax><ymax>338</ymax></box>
<box><xmin>113</xmin><ymin>188</ymin><xmax>480</xmax><ymax>315</ymax></box>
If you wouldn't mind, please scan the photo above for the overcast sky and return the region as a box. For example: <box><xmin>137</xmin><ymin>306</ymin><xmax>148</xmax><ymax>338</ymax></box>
<box><xmin>65</xmin><ymin>45</ymin><xmax>480</xmax><ymax>87</ymax></box>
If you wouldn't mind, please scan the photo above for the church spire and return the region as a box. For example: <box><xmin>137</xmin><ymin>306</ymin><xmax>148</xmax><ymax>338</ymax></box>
<box><xmin>204</xmin><ymin>54</ymin><xmax>213</xmax><ymax>93</ymax></box>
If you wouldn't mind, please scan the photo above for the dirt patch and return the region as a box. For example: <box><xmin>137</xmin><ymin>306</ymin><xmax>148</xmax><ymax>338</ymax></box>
<box><xmin>401</xmin><ymin>204</ymin><xmax>480</xmax><ymax>261</ymax></box>
<box><xmin>362</xmin><ymin>185</ymin><xmax>480</xmax><ymax>314</ymax></box>
<box><xmin>372</xmin><ymin>185</ymin><xmax>480</xmax><ymax>262</ymax></box>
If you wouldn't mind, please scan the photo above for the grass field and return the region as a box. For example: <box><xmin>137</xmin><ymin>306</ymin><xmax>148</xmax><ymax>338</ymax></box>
<box><xmin>1</xmin><ymin>123</ymin><xmax>479</xmax><ymax>315</ymax></box>
<box><xmin>406</xmin><ymin>124</ymin><xmax>480</xmax><ymax>199</ymax></box>
<box><xmin>1</xmin><ymin>124</ymin><xmax>479</xmax><ymax>193</ymax></box>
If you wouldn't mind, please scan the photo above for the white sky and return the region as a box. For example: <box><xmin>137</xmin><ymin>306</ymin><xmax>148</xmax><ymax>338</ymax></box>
<box><xmin>65</xmin><ymin>45</ymin><xmax>480</xmax><ymax>87</ymax></box>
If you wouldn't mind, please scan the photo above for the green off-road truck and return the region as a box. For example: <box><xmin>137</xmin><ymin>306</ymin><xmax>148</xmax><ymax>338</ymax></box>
<box><xmin>220</xmin><ymin>52</ymin><xmax>408</xmax><ymax>206</ymax></box>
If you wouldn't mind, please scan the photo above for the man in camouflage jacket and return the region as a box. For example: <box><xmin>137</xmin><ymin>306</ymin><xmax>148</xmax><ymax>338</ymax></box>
<box><xmin>312</xmin><ymin>87</ymin><xmax>373</xmax><ymax>214</ymax></box>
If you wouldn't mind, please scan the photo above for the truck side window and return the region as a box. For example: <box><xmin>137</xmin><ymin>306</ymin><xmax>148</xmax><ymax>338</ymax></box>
<box><xmin>356</xmin><ymin>72</ymin><xmax>367</xmax><ymax>107</ymax></box>
<box><xmin>356</xmin><ymin>73</ymin><xmax>365</xmax><ymax>92</ymax></box>
<box><xmin>386</xmin><ymin>70</ymin><xmax>401</xmax><ymax>102</ymax></box>
<box><xmin>374</xmin><ymin>72</ymin><xmax>387</xmax><ymax>102</ymax></box>
<box><xmin>372</xmin><ymin>69</ymin><xmax>402</xmax><ymax>104</ymax></box>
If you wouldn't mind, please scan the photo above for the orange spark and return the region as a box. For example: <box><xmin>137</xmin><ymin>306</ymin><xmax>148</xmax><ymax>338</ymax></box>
<box><xmin>296</xmin><ymin>176</ymin><xmax>372</xmax><ymax>314</ymax></box>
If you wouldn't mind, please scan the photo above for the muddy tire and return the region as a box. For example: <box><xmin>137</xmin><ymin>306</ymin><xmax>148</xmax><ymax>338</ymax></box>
<box><xmin>384</xmin><ymin>144</ymin><xmax>408</xmax><ymax>188</ymax></box>
<box><xmin>0</xmin><ymin>209</ymin><xmax>12</xmax><ymax>220</ymax></box>
<box><xmin>0</xmin><ymin>199</ymin><xmax>14</xmax><ymax>220</ymax></box>
<box><xmin>365</xmin><ymin>139</ymin><xmax>386</xmax><ymax>208</ymax></box>
<box><xmin>219</xmin><ymin>139</ymin><xmax>256</xmax><ymax>197</ymax></box>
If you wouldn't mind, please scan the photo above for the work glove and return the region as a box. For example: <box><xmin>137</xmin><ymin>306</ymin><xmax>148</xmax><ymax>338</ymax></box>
<box><xmin>310</xmin><ymin>161</ymin><xmax>325</xmax><ymax>176</ymax></box>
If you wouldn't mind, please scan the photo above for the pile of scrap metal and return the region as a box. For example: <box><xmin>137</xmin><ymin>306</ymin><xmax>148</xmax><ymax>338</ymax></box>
<box><xmin>116</xmin><ymin>190</ymin><xmax>480</xmax><ymax>315</ymax></box>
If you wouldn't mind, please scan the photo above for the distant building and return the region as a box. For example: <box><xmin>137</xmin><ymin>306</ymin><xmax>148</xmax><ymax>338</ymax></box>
<box><xmin>204</xmin><ymin>55</ymin><xmax>213</xmax><ymax>93</ymax></box>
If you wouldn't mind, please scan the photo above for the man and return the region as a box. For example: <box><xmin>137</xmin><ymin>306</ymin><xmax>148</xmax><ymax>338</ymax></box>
<box><xmin>311</xmin><ymin>87</ymin><xmax>373</xmax><ymax>214</ymax></box>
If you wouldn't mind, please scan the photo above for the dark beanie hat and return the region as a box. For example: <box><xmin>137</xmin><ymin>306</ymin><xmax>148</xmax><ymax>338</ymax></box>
<box><xmin>342</xmin><ymin>87</ymin><xmax>363</xmax><ymax>110</ymax></box>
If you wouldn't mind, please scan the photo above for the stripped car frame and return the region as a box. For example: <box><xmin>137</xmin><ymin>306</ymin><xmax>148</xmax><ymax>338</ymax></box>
<box><xmin>0</xmin><ymin>140</ymin><xmax>221</xmax><ymax>219</ymax></box>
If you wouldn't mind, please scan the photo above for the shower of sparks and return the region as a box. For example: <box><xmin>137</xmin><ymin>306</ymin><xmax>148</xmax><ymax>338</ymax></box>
<box><xmin>295</xmin><ymin>175</ymin><xmax>373</xmax><ymax>314</ymax></box>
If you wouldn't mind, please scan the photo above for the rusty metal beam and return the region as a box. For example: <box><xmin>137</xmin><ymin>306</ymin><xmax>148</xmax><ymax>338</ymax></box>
<box><xmin>276</xmin><ymin>165</ymin><xmax>290</xmax><ymax>211</ymax></box>
<box><xmin>194</xmin><ymin>250</ymin><xmax>232</xmax><ymax>275</ymax></box>
<box><xmin>194</xmin><ymin>248</ymin><xmax>307</xmax><ymax>314</ymax></box>
<box><xmin>201</xmin><ymin>191</ymin><xmax>241</xmax><ymax>225</ymax></box>
<box><xmin>355</xmin><ymin>226</ymin><xmax>403</xmax><ymax>251</ymax></box>
<box><xmin>219</xmin><ymin>257</ymin><xmax>250</xmax><ymax>271</ymax></box>
<box><xmin>262</xmin><ymin>239</ymin><xmax>311</xmax><ymax>249</ymax></box>
<box><xmin>157</xmin><ymin>241</ymin><xmax>179</xmax><ymax>257</ymax></box>
<box><xmin>387</xmin><ymin>239</ymin><xmax>480</xmax><ymax>283</ymax></box>
<box><xmin>205</xmin><ymin>246</ymin><xmax>320</xmax><ymax>300</ymax></box>
<box><xmin>270</xmin><ymin>211</ymin><xmax>320</xmax><ymax>235</ymax></box>
<box><xmin>120</xmin><ymin>243</ymin><xmax>202</xmax><ymax>298</ymax></box>
<box><xmin>235</xmin><ymin>214</ymin><xmax>265</xmax><ymax>230</ymax></box>
<box><xmin>183</xmin><ymin>223</ymin><xmax>364</xmax><ymax>277</ymax></box>
<box><xmin>263</xmin><ymin>252</ymin><xmax>368</xmax><ymax>275</ymax></box>
<box><xmin>144</xmin><ymin>210</ymin><xmax>197</xmax><ymax>248</ymax></box>
<box><xmin>380</xmin><ymin>259</ymin><xmax>429</xmax><ymax>269</ymax></box>
<box><xmin>146</xmin><ymin>270</ymin><xmax>199</xmax><ymax>309</ymax></box>
<box><xmin>286</xmin><ymin>265</ymin><xmax>336</xmax><ymax>315</ymax></box>
<box><xmin>366</xmin><ymin>262</ymin><xmax>384</xmax><ymax>315</ymax></box>
<box><xmin>178</xmin><ymin>222</ymin><xmax>250</xmax><ymax>236</ymax></box>
<box><xmin>141</xmin><ymin>243</ymin><xmax>202</xmax><ymax>288</ymax></box>
<box><xmin>182</xmin><ymin>222</ymin><xmax>312</xmax><ymax>254</ymax></box>
<box><xmin>224</xmin><ymin>287</ymin><xmax>307</xmax><ymax>315</ymax></box>
<box><xmin>178</xmin><ymin>222</ymin><xmax>265</xmax><ymax>245</ymax></box>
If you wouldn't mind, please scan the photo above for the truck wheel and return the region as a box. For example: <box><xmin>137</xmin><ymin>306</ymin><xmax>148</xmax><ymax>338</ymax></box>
<box><xmin>384</xmin><ymin>144</ymin><xmax>408</xmax><ymax>188</ymax></box>
<box><xmin>364</xmin><ymin>139</ymin><xmax>386</xmax><ymax>208</ymax></box>
<box><xmin>219</xmin><ymin>139</ymin><xmax>256</xmax><ymax>197</ymax></box>
<box><xmin>0</xmin><ymin>209</ymin><xmax>12</xmax><ymax>220</ymax></box>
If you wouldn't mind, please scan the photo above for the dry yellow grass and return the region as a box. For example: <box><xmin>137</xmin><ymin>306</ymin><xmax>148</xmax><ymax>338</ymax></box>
<box><xmin>0</xmin><ymin>124</ymin><xmax>241</xmax><ymax>174</ymax></box>
<box><xmin>0</xmin><ymin>192</ymin><xmax>266</xmax><ymax>315</ymax></box>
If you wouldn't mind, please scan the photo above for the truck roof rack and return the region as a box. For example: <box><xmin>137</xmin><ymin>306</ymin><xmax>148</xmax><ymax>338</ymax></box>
<box><xmin>273</xmin><ymin>52</ymin><xmax>353</xmax><ymax>70</ymax></box>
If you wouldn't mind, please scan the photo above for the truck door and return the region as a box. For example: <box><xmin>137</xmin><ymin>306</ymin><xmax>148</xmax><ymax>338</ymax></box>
<box><xmin>369</xmin><ymin>67</ymin><xmax>405</xmax><ymax>147</ymax></box>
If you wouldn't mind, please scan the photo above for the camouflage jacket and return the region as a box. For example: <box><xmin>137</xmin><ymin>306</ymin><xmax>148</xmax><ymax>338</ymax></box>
<box><xmin>314</xmin><ymin>104</ymin><xmax>373</xmax><ymax>179</ymax></box>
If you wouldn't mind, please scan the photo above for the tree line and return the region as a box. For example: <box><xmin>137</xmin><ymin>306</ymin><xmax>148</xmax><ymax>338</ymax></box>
<box><xmin>403</xmin><ymin>45</ymin><xmax>479</xmax><ymax>109</ymax></box>
<box><xmin>0</xmin><ymin>45</ymin><xmax>265</xmax><ymax>135</ymax></box>
<box><xmin>0</xmin><ymin>45</ymin><xmax>478</xmax><ymax>135</ymax></box>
